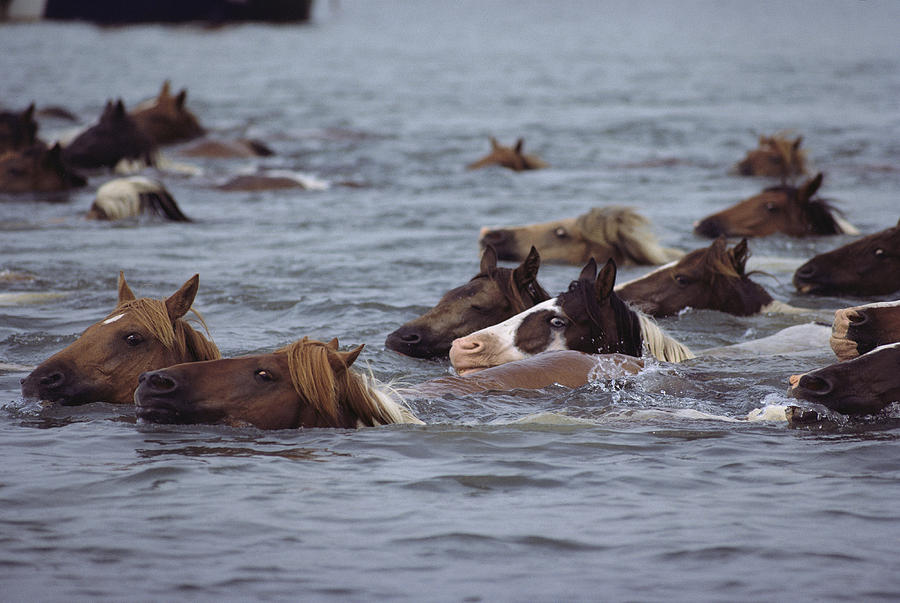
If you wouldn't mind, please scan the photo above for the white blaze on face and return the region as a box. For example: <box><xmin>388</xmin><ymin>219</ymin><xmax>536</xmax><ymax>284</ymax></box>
<box><xmin>102</xmin><ymin>313</ymin><xmax>125</xmax><ymax>325</ymax></box>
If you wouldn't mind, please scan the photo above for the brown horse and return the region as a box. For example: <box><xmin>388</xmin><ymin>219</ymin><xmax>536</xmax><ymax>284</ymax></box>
<box><xmin>130</xmin><ymin>81</ymin><xmax>205</xmax><ymax>146</ymax></box>
<box><xmin>793</xmin><ymin>218</ymin><xmax>900</xmax><ymax>297</ymax></box>
<box><xmin>217</xmin><ymin>172</ymin><xmax>327</xmax><ymax>191</ymax></box>
<box><xmin>385</xmin><ymin>246</ymin><xmax>549</xmax><ymax>358</ymax></box>
<box><xmin>0</xmin><ymin>142</ymin><xmax>87</xmax><ymax>193</ymax></box>
<box><xmin>0</xmin><ymin>104</ymin><xmax>39</xmax><ymax>154</ymax></box>
<box><xmin>134</xmin><ymin>337</ymin><xmax>643</xmax><ymax>429</ymax></box>
<box><xmin>734</xmin><ymin>132</ymin><xmax>807</xmax><ymax>180</ymax></box>
<box><xmin>450</xmin><ymin>258</ymin><xmax>694</xmax><ymax>374</ymax></box>
<box><xmin>479</xmin><ymin>206</ymin><xmax>683</xmax><ymax>266</ymax></box>
<box><xmin>63</xmin><ymin>99</ymin><xmax>157</xmax><ymax>170</ymax></box>
<box><xmin>86</xmin><ymin>177</ymin><xmax>191</xmax><ymax>221</ymax></box>
<box><xmin>788</xmin><ymin>342</ymin><xmax>900</xmax><ymax>416</ymax></box>
<box><xmin>616</xmin><ymin>237</ymin><xmax>781</xmax><ymax>317</ymax></box>
<box><xmin>177</xmin><ymin>138</ymin><xmax>273</xmax><ymax>158</ymax></box>
<box><xmin>693</xmin><ymin>173</ymin><xmax>858</xmax><ymax>238</ymax></box>
<box><xmin>467</xmin><ymin>137</ymin><xmax>548</xmax><ymax>171</ymax></box>
<box><xmin>21</xmin><ymin>273</ymin><xmax>219</xmax><ymax>406</ymax></box>
<box><xmin>830</xmin><ymin>300</ymin><xmax>900</xmax><ymax>361</ymax></box>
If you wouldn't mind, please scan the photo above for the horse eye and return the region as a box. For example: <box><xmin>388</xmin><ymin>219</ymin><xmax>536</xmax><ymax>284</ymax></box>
<box><xmin>124</xmin><ymin>333</ymin><xmax>144</xmax><ymax>346</ymax></box>
<box><xmin>674</xmin><ymin>274</ymin><xmax>691</xmax><ymax>286</ymax></box>
<box><xmin>549</xmin><ymin>317</ymin><xmax>568</xmax><ymax>328</ymax></box>
<box><xmin>255</xmin><ymin>369</ymin><xmax>275</xmax><ymax>383</ymax></box>
<box><xmin>874</xmin><ymin>248</ymin><xmax>885</xmax><ymax>257</ymax></box>
<box><xmin>765</xmin><ymin>202</ymin><xmax>779</xmax><ymax>213</ymax></box>
<box><xmin>554</xmin><ymin>227</ymin><xmax>568</xmax><ymax>238</ymax></box>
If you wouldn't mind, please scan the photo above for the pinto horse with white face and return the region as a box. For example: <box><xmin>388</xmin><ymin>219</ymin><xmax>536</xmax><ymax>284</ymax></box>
<box><xmin>450</xmin><ymin>258</ymin><xmax>694</xmax><ymax>375</ymax></box>
<box><xmin>385</xmin><ymin>245</ymin><xmax>549</xmax><ymax>359</ymax></box>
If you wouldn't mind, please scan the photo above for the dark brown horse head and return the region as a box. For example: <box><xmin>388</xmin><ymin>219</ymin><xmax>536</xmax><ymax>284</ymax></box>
<box><xmin>385</xmin><ymin>245</ymin><xmax>549</xmax><ymax>358</ymax></box>
<box><xmin>135</xmin><ymin>337</ymin><xmax>420</xmax><ymax>429</ymax></box>
<box><xmin>0</xmin><ymin>103</ymin><xmax>39</xmax><ymax>153</ymax></box>
<box><xmin>21</xmin><ymin>273</ymin><xmax>219</xmax><ymax>406</ymax></box>
<box><xmin>130</xmin><ymin>81</ymin><xmax>205</xmax><ymax>146</ymax></box>
<box><xmin>0</xmin><ymin>142</ymin><xmax>87</xmax><ymax>193</ymax></box>
<box><xmin>479</xmin><ymin>206</ymin><xmax>683</xmax><ymax>266</ymax></box>
<box><xmin>693</xmin><ymin>174</ymin><xmax>853</xmax><ymax>238</ymax></box>
<box><xmin>734</xmin><ymin>132</ymin><xmax>807</xmax><ymax>180</ymax></box>
<box><xmin>789</xmin><ymin>342</ymin><xmax>900</xmax><ymax>416</ymax></box>
<box><xmin>794</xmin><ymin>218</ymin><xmax>900</xmax><ymax>297</ymax></box>
<box><xmin>616</xmin><ymin>237</ymin><xmax>773</xmax><ymax>317</ymax></box>
<box><xmin>63</xmin><ymin>99</ymin><xmax>157</xmax><ymax>169</ymax></box>
<box><xmin>830</xmin><ymin>300</ymin><xmax>900</xmax><ymax>361</ymax></box>
<box><xmin>466</xmin><ymin>136</ymin><xmax>548</xmax><ymax>172</ymax></box>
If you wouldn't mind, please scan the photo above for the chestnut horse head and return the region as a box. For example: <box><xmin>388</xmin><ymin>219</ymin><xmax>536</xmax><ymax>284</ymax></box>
<box><xmin>734</xmin><ymin>132</ymin><xmax>807</xmax><ymax>180</ymax></box>
<box><xmin>616</xmin><ymin>237</ymin><xmax>773</xmax><ymax>317</ymax></box>
<box><xmin>385</xmin><ymin>246</ymin><xmax>549</xmax><ymax>358</ymax></box>
<box><xmin>63</xmin><ymin>99</ymin><xmax>157</xmax><ymax>169</ymax></box>
<box><xmin>21</xmin><ymin>273</ymin><xmax>219</xmax><ymax>406</ymax></box>
<box><xmin>86</xmin><ymin>176</ymin><xmax>191</xmax><ymax>221</ymax></box>
<box><xmin>0</xmin><ymin>142</ymin><xmax>87</xmax><ymax>193</ymax></box>
<box><xmin>794</xmin><ymin>218</ymin><xmax>900</xmax><ymax>297</ymax></box>
<box><xmin>693</xmin><ymin>174</ymin><xmax>857</xmax><ymax>238</ymax></box>
<box><xmin>135</xmin><ymin>337</ymin><xmax>422</xmax><ymax>429</ymax></box>
<box><xmin>467</xmin><ymin>137</ymin><xmax>548</xmax><ymax>172</ymax></box>
<box><xmin>449</xmin><ymin>258</ymin><xmax>693</xmax><ymax>374</ymax></box>
<box><xmin>788</xmin><ymin>342</ymin><xmax>900</xmax><ymax>416</ymax></box>
<box><xmin>830</xmin><ymin>299</ymin><xmax>900</xmax><ymax>362</ymax></box>
<box><xmin>0</xmin><ymin>104</ymin><xmax>39</xmax><ymax>154</ymax></box>
<box><xmin>130</xmin><ymin>81</ymin><xmax>205</xmax><ymax>146</ymax></box>
<box><xmin>479</xmin><ymin>206</ymin><xmax>683</xmax><ymax>266</ymax></box>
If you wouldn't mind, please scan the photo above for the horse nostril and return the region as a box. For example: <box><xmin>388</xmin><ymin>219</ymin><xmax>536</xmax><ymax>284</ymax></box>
<box><xmin>693</xmin><ymin>218</ymin><xmax>722</xmax><ymax>238</ymax></box>
<box><xmin>145</xmin><ymin>371</ymin><xmax>177</xmax><ymax>393</ymax></box>
<box><xmin>399</xmin><ymin>332</ymin><xmax>421</xmax><ymax>344</ymax></box>
<box><xmin>848</xmin><ymin>311</ymin><xmax>868</xmax><ymax>326</ymax></box>
<box><xmin>38</xmin><ymin>371</ymin><xmax>64</xmax><ymax>389</ymax></box>
<box><xmin>798</xmin><ymin>374</ymin><xmax>833</xmax><ymax>397</ymax></box>
<box><xmin>795</xmin><ymin>264</ymin><xmax>817</xmax><ymax>280</ymax></box>
<box><xmin>480</xmin><ymin>229</ymin><xmax>508</xmax><ymax>245</ymax></box>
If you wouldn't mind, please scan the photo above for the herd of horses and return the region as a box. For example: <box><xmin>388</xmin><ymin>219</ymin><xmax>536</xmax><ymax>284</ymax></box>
<box><xmin>6</xmin><ymin>83</ymin><xmax>900</xmax><ymax>430</ymax></box>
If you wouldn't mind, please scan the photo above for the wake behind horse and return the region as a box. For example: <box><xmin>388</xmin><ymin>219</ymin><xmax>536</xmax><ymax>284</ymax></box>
<box><xmin>21</xmin><ymin>273</ymin><xmax>219</xmax><ymax>406</ymax></box>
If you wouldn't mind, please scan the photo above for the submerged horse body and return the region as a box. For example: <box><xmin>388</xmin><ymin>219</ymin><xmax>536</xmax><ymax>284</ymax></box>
<box><xmin>467</xmin><ymin>137</ymin><xmax>548</xmax><ymax>171</ymax></box>
<box><xmin>479</xmin><ymin>206</ymin><xmax>683</xmax><ymax>266</ymax></box>
<box><xmin>86</xmin><ymin>177</ymin><xmax>191</xmax><ymax>221</ymax></box>
<box><xmin>693</xmin><ymin>173</ymin><xmax>858</xmax><ymax>238</ymax></box>
<box><xmin>385</xmin><ymin>246</ymin><xmax>549</xmax><ymax>358</ymax></box>
<box><xmin>793</xmin><ymin>218</ymin><xmax>900</xmax><ymax>297</ymax></box>
<box><xmin>21</xmin><ymin>273</ymin><xmax>219</xmax><ymax>406</ymax></box>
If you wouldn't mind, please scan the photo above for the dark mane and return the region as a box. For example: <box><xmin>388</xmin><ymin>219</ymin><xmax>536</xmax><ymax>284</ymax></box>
<box><xmin>762</xmin><ymin>184</ymin><xmax>844</xmax><ymax>235</ymax></box>
<box><xmin>560</xmin><ymin>278</ymin><xmax>643</xmax><ymax>357</ymax></box>
<box><xmin>706</xmin><ymin>240</ymin><xmax>773</xmax><ymax>314</ymax></box>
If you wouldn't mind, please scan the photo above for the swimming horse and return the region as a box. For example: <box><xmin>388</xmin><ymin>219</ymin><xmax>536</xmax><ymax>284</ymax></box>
<box><xmin>793</xmin><ymin>217</ymin><xmax>900</xmax><ymax>297</ymax></box>
<box><xmin>0</xmin><ymin>104</ymin><xmax>39</xmax><ymax>153</ymax></box>
<box><xmin>134</xmin><ymin>337</ymin><xmax>643</xmax><ymax>429</ymax></box>
<box><xmin>385</xmin><ymin>245</ymin><xmax>549</xmax><ymax>358</ymax></box>
<box><xmin>693</xmin><ymin>173</ymin><xmax>859</xmax><ymax>238</ymax></box>
<box><xmin>829</xmin><ymin>299</ymin><xmax>900</xmax><ymax>362</ymax></box>
<box><xmin>21</xmin><ymin>273</ymin><xmax>220</xmax><ymax>406</ymax></box>
<box><xmin>479</xmin><ymin>205</ymin><xmax>683</xmax><ymax>266</ymax></box>
<box><xmin>467</xmin><ymin>137</ymin><xmax>548</xmax><ymax>172</ymax></box>
<box><xmin>0</xmin><ymin>142</ymin><xmax>87</xmax><ymax>193</ymax></box>
<box><xmin>63</xmin><ymin>99</ymin><xmax>157</xmax><ymax>170</ymax></box>
<box><xmin>86</xmin><ymin>177</ymin><xmax>191</xmax><ymax>221</ymax></box>
<box><xmin>734</xmin><ymin>132</ymin><xmax>808</xmax><ymax>180</ymax></box>
<box><xmin>616</xmin><ymin>236</ymin><xmax>801</xmax><ymax>317</ymax></box>
<box><xmin>130</xmin><ymin>81</ymin><xmax>205</xmax><ymax>146</ymax></box>
<box><xmin>450</xmin><ymin>257</ymin><xmax>694</xmax><ymax>375</ymax></box>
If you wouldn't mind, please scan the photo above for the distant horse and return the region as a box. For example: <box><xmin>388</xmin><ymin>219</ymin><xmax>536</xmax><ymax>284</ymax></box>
<box><xmin>734</xmin><ymin>132</ymin><xmax>807</xmax><ymax>180</ymax></box>
<box><xmin>793</xmin><ymin>218</ymin><xmax>900</xmax><ymax>297</ymax></box>
<box><xmin>0</xmin><ymin>104</ymin><xmax>39</xmax><ymax>153</ymax></box>
<box><xmin>217</xmin><ymin>172</ymin><xmax>328</xmax><ymax>191</ymax></box>
<box><xmin>788</xmin><ymin>342</ymin><xmax>900</xmax><ymax>416</ymax></box>
<box><xmin>830</xmin><ymin>299</ymin><xmax>900</xmax><ymax>361</ymax></box>
<box><xmin>86</xmin><ymin>177</ymin><xmax>191</xmax><ymax>221</ymax></box>
<box><xmin>0</xmin><ymin>142</ymin><xmax>87</xmax><ymax>193</ymax></box>
<box><xmin>63</xmin><ymin>99</ymin><xmax>157</xmax><ymax>170</ymax></box>
<box><xmin>693</xmin><ymin>173</ymin><xmax>858</xmax><ymax>238</ymax></box>
<box><xmin>467</xmin><ymin>137</ymin><xmax>548</xmax><ymax>171</ymax></box>
<box><xmin>134</xmin><ymin>336</ymin><xmax>643</xmax><ymax>429</ymax></box>
<box><xmin>21</xmin><ymin>273</ymin><xmax>220</xmax><ymax>406</ymax></box>
<box><xmin>130</xmin><ymin>81</ymin><xmax>205</xmax><ymax>146</ymax></box>
<box><xmin>385</xmin><ymin>245</ymin><xmax>550</xmax><ymax>358</ymax></box>
<box><xmin>479</xmin><ymin>206</ymin><xmax>683</xmax><ymax>266</ymax></box>
<box><xmin>177</xmin><ymin>138</ymin><xmax>274</xmax><ymax>158</ymax></box>
<box><xmin>616</xmin><ymin>237</ymin><xmax>795</xmax><ymax>317</ymax></box>
<box><xmin>450</xmin><ymin>258</ymin><xmax>694</xmax><ymax>374</ymax></box>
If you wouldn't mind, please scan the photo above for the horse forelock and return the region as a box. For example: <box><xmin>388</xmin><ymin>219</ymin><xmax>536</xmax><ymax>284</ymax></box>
<box><xmin>109</xmin><ymin>298</ymin><xmax>219</xmax><ymax>361</ymax></box>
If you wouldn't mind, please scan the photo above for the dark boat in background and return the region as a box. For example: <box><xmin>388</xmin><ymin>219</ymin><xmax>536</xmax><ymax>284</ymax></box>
<box><xmin>1</xmin><ymin>0</ymin><xmax>313</xmax><ymax>23</ymax></box>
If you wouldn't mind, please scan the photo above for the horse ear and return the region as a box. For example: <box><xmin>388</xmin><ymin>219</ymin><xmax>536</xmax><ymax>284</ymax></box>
<box><xmin>579</xmin><ymin>257</ymin><xmax>598</xmax><ymax>282</ymax></box>
<box><xmin>514</xmin><ymin>138</ymin><xmax>524</xmax><ymax>154</ymax></box>
<box><xmin>175</xmin><ymin>90</ymin><xmax>187</xmax><ymax>109</ymax></box>
<box><xmin>159</xmin><ymin>80</ymin><xmax>171</xmax><ymax>99</ymax></box>
<box><xmin>595</xmin><ymin>258</ymin><xmax>617</xmax><ymax>299</ymax></box>
<box><xmin>328</xmin><ymin>343</ymin><xmax>364</xmax><ymax>374</ymax></box>
<box><xmin>709</xmin><ymin>235</ymin><xmax>728</xmax><ymax>255</ymax></box>
<box><xmin>513</xmin><ymin>246</ymin><xmax>541</xmax><ymax>285</ymax></box>
<box><xmin>325</xmin><ymin>338</ymin><xmax>340</xmax><ymax>350</ymax></box>
<box><xmin>730</xmin><ymin>238</ymin><xmax>749</xmax><ymax>272</ymax></box>
<box><xmin>165</xmin><ymin>274</ymin><xmax>199</xmax><ymax>321</ymax></box>
<box><xmin>480</xmin><ymin>245</ymin><xmax>498</xmax><ymax>274</ymax></box>
<box><xmin>113</xmin><ymin>99</ymin><xmax>127</xmax><ymax>119</ymax></box>
<box><xmin>489</xmin><ymin>136</ymin><xmax>500</xmax><ymax>150</ymax></box>
<box><xmin>117</xmin><ymin>271</ymin><xmax>136</xmax><ymax>303</ymax></box>
<box><xmin>792</xmin><ymin>136</ymin><xmax>803</xmax><ymax>152</ymax></box>
<box><xmin>799</xmin><ymin>173</ymin><xmax>823</xmax><ymax>202</ymax></box>
<box><xmin>23</xmin><ymin>103</ymin><xmax>35</xmax><ymax>121</ymax></box>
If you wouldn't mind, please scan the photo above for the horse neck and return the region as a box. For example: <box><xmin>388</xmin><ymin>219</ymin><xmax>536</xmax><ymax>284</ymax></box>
<box><xmin>172</xmin><ymin>318</ymin><xmax>220</xmax><ymax>362</ymax></box>
<box><xmin>636</xmin><ymin>313</ymin><xmax>695</xmax><ymax>362</ymax></box>
<box><xmin>713</xmin><ymin>275</ymin><xmax>773</xmax><ymax>315</ymax></box>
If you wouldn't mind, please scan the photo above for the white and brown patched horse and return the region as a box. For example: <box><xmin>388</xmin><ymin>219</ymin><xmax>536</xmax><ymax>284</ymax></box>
<box><xmin>450</xmin><ymin>258</ymin><xmax>694</xmax><ymax>375</ymax></box>
<box><xmin>86</xmin><ymin>177</ymin><xmax>191</xmax><ymax>221</ymax></box>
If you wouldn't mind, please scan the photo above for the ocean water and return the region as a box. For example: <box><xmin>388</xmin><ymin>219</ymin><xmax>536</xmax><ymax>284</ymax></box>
<box><xmin>2</xmin><ymin>1</ymin><xmax>900</xmax><ymax>600</ymax></box>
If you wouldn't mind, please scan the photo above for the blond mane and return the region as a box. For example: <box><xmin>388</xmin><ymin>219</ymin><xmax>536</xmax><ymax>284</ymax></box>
<box><xmin>637</xmin><ymin>313</ymin><xmax>695</xmax><ymax>363</ymax></box>
<box><xmin>280</xmin><ymin>338</ymin><xmax>422</xmax><ymax>427</ymax></box>
<box><xmin>108</xmin><ymin>298</ymin><xmax>220</xmax><ymax>361</ymax></box>
<box><xmin>575</xmin><ymin>206</ymin><xmax>683</xmax><ymax>265</ymax></box>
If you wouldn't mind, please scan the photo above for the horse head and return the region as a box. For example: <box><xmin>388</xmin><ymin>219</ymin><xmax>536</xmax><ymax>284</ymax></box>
<box><xmin>63</xmin><ymin>99</ymin><xmax>157</xmax><ymax>169</ymax></box>
<box><xmin>21</xmin><ymin>273</ymin><xmax>219</xmax><ymax>406</ymax></box>
<box><xmin>616</xmin><ymin>236</ymin><xmax>773</xmax><ymax>317</ymax></box>
<box><xmin>466</xmin><ymin>136</ymin><xmax>548</xmax><ymax>172</ymax></box>
<box><xmin>0</xmin><ymin>104</ymin><xmax>39</xmax><ymax>154</ymax></box>
<box><xmin>385</xmin><ymin>245</ymin><xmax>548</xmax><ymax>358</ymax></box>
<box><xmin>0</xmin><ymin>142</ymin><xmax>87</xmax><ymax>193</ymax></box>
<box><xmin>734</xmin><ymin>132</ymin><xmax>807</xmax><ymax>180</ymax></box>
<box><xmin>131</xmin><ymin>80</ymin><xmax>205</xmax><ymax>146</ymax></box>
<box><xmin>829</xmin><ymin>299</ymin><xmax>900</xmax><ymax>361</ymax></box>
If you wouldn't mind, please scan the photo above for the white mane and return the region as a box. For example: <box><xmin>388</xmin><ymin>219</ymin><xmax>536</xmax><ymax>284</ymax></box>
<box><xmin>637</xmin><ymin>313</ymin><xmax>695</xmax><ymax>362</ymax></box>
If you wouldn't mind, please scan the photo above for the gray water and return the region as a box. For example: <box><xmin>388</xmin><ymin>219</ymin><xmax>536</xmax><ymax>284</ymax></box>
<box><xmin>2</xmin><ymin>1</ymin><xmax>900</xmax><ymax>600</ymax></box>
